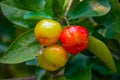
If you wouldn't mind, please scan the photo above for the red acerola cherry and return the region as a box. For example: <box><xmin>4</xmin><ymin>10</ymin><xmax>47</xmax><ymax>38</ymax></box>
<box><xmin>60</xmin><ymin>26</ymin><xmax>88</xmax><ymax>54</ymax></box>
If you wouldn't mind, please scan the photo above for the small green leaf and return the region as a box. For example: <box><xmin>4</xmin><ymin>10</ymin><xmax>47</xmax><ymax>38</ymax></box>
<box><xmin>0</xmin><ymin>30</ymin><xmax>41</xmax><ymax>64</ymax></box>
<box><xmin>65</xmin><ymin>54</ymin><xmax>94</xmax><ymax>80</ymax></box>
<box><xmin>68</xmin><ymin>0</ymin><xmax>111</xmax><ymax>19</ymax></box>
<box><xmin>24</xmin><ymin>12</ymin><xmax>53</xmax><ymax>20</ymax></box>
<box><xmin>88</xmin><ymin>36</ymin><xmax>117</xmax><ymax>72</ymax></box>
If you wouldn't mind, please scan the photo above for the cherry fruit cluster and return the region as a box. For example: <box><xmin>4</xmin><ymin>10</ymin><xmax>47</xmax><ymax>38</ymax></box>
<box><xmin>34</xmin><ymin>19</ymin><xmax>88</xmax><ymax>71</ymax></box>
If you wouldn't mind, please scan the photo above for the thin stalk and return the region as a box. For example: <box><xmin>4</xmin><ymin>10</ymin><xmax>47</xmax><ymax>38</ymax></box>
<box><xmin>64</xmin><ymin>0</ymin><xmax>73</xmax><ymax>17</ymax></box>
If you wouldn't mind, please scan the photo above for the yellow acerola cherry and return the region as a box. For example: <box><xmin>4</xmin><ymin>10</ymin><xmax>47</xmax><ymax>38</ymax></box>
<box><xmin>38</xmin><ymin>44</ymin><xmax>68</xmax><ymax>71</ymax></box>
<box><xmin>34</xmin><ymin>19</ymin><xmax>62</xmax><ymax>46</ymax></box>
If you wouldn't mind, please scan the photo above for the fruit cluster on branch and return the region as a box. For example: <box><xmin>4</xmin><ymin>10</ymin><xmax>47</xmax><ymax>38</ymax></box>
<box><xmin>34</xmin><ymin>19</ymin><xmax>88</xmax><ymax>71</ymax></box>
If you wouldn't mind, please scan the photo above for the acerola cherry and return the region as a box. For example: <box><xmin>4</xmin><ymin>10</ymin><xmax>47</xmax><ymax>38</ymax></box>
<box><xmin>60</xmin><ymin>26</ymin><xmax>88</xmax><ymax>54</ymax></box>
<box><xmin>38</xmin><ymin>44</ymin><xmax>68</xmax><ymax>71</ymax></box>
<box><xmin>38</xmin><ymin>52</ymin><xmax>59</xmax><ymax>71</ymax></box>
<box><xmin>34</xmin><ymin>19</ymin><xmax>62</xmax><ymax>46</ymax></box>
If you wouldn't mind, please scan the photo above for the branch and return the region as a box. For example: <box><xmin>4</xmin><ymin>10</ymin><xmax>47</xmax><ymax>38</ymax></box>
<box><xmin>1</xmin><ymin>76</ymin><xmax>35</xmax><ymax>80</ymax></box>
<box><xmin>64</xmin><ymin>0</ymin><xmax>73</xmax><ymax>17</ymax></box>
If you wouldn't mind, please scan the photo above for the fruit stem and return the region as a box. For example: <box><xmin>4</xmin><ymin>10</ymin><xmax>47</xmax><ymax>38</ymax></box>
<box><xmin>69</xmin><ymin>54</ymin><xmax>75</xmax><ymax>60</ymax></box>
<box><xmin>63</xmin><ymin>0</ymin><xmax>73</xmax><ymax>26</ymax></box>
<box><xmin>54</xmin><ymin>71</ymin><xmax>64</xmax><ymax>78</ymax></box>
<box><xmin>49</xmin><ymin>73</ymin><xmax>54</xmax><ymax>80</ymax></box>
<box><xmin>64</xmin><ymin>16</ymin><xmax>69</xmax><ymax>26</ymax></box>
<box><xmin>39</xmin><ymin>46</ymin><xmax>44</xmax><ymax>55</ymax></box>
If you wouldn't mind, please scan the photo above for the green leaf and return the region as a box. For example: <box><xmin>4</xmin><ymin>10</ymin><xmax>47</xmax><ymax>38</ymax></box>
<box><xmin>105</xmin><ymin>28</ymin><xmax>116</xmax><ymax>39</ymax></box>
<box><xmin>9</xmin><ymin>63</ymin><xmax>33</xmax><ymax>77</ymax></box>
<box><xmin>93</xmin><ymin>59</ymin><xmax>114</xmax><ymax>75</ymax></box>
<box><xmin>0</xmin><ymin>1</ymin><xmax>37</xmax><ymax>29</ymax></box>
<box><xmin>114</xmin><ymin>33</ymin><xmax>120</xmax><ymax>44</ymax></box>
<box><xmin>112</xmin><ymin>72</ymin><xmax>120</xmax><ymax>80</ymax></box>
<box><xmin>94</xmin><ymin>0</ymin><xmax>120</xmax><ymax>33</ymax></box>
<box><xmin>52</xmin><ymin>0</ymin><xmax>62</xmax><ymax>17</ymax></box>
<box><xmin>92</xmin><ymin>32</ymin><xmax>107</xmax><ymax>43</ymax></box>
<box><xmin>88</xmin><ymin>36</ymin><xmax>117</xmax><ymax>72</ymax></box>
<box><xmin>65</xmin><ymin>54</ymin><xmax>94</xmax><ymax>80</ymax></box>
<box><xmin>24</xmin><ymin>12</ymin><xmax>53</xmax><ymax>20</ymax></box>
<box><xmin>113</xmin><ymin>59</ymin><xmax>120</xmax><ymax>73</ymax></box>
<box><xmin>0</xmin><ymin>43</ymin><xmax>8</xmax><ymax>53</ymax></box>
<box><xmin>93</xmin><ymin>57</ymin><xmax>120</xmax><ymax>75</ymax></box>
<box><xmin>57</xmin><ymin>0</ymin><xmax>65</xmax><ymax>8</ymax></box>
<box><xmin>0</xmin><ymin>30</ymin><xmax>41</xmax><ymax>64</ymax></box>
<box><xmin>68</xmin><ymin>0</ymin><xmax>111</xmax><ymax>19</ymax></box>
<box><xmin>44</xmin><ymin>0</ymin><xmax>64</xmax><ymax>18</ymax></box>
<box><xmin>109</xmin><ymin>0</ymin><xmax>120</xmax><ymax>14</ymax></box>
<box><xmin>1</xmin><ymin>0</ymin><xmax>46</xmax><ymax>12</ymax></box>
<box><xmin>44</xmin><ymin>0</ymin><xmax>54</xmax><ymax>17</ymax></box>
<box><xmin>61</xmin><ymin>0</ymin><xmax>70</xmax><ymax>16</ymax></box>
<box><xmin>107</xmin><ymin>39</ymin><xmax>120</xmax><ymax>57</ymax></box>
<box><xmin>54</xmin><ymin>76</ymin><xmax>67</xmax><ymax>80</ymax></box>
<box><xmin>25</xmin><ymin>57</ymin><xmax>39</xmax><ymax>66</ymax></box>
<box><xmin>94</xmin><ymin>14</ymin><xmax>120</xmax><ymax>33</ymax></box>
<box><xmin>67</xmin><ymin>0</ymin><xmax>81</xmax><ymax>16</ymax></box>
<box><xmin>69</xmin><ymin>19</ymin><xmax>94</xmax><ymax>34</ymax></box>
<box><xmin>36</xmin><ymin>67</ymin><xmax>46</xmax><ymax>80</ymax></box>
<box><xmin>93</xmin><ymin>57</ymin><xmax>120</xmax><ymax>76</ymax></box>
<box><xmin>41</xmin><ymin>71</ymin><xmax>51</xmax><ymax>80</ymax></box>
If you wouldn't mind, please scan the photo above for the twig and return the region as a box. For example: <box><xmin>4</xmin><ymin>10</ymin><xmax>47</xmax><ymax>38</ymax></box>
<box><xmin>0</xmin><ymin>76</ymin><xmax>35</xmax><ymax>80</ymax></box>
<box><xmin>88</xmin><ymin>17</ymin><xmax>98</xmax><ymax>26</ymax></box>
<box><xmin>64</xmin><ymin>0</ymin><xmax>73</xmax><ymax>17</ymax></box>
<box><xmin>64</xmin><ymin>16</ymin><xmax>69</xmax><ymax>26</ymax></box>
<box><xmin>49</xmin><ymin>74</ymin><xmax>54</xmax><ymax>80</ymax></box>
<box><xmin>54</xmin><ymin>71</ymin><xmax>64</xmax><ymax>78</ymax></box>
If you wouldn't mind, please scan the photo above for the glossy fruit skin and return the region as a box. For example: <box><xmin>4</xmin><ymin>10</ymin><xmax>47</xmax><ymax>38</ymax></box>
<box><xmin>60</xmin><ymin>26</ymin><xmax>88</xmax><ymax>54</ymax></box>
<box><xmin>34</xmin><ymin>19</ymin><xmax>62</xmax><ymax>46</ymax></box>
<box><xmin>38</xmin><ymin>44</ymin><xmax>68</xmax><ymax>71</ymax></box>
<box><xmin>38</xmin><ymin>52</ymin><xmax>59</xmax><ymax>71</ymax></box>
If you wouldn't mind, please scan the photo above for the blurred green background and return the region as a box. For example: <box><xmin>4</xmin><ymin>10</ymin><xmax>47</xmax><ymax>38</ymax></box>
<box><xmin>0</xmin><ymin>5</ymin><xmax>35</xmax><ymax>79</ymax></box>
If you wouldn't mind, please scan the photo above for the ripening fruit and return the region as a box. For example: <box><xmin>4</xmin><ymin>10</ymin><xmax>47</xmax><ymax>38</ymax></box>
<box><xmin>38</xmin><ymin>52</ymin><xmax>59</xmax><ymax>71</ymax></box>
<box><xmin>60</xmin><ymin>26</ymin><xmax>88</xmax><ymax>54</ymax></box>
<box><xmin>38</xmin><ymin>44</ymin><xmax>68</xmax><ymax>71</ymax></box>
<box><xmin>34</xmin><ymin>19</ymin><xmax>62</xmax><ymax>46</ymax></box>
